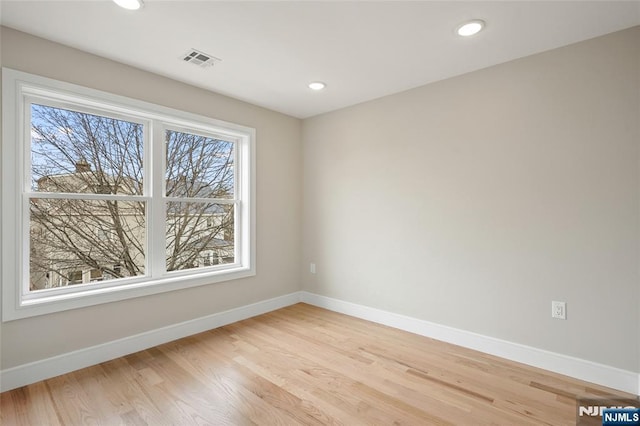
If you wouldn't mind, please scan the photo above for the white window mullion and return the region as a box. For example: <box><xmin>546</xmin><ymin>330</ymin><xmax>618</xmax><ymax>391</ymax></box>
<box><xmin>21</xmin><ymin>98</ymin><xmax>32</xmax><ymax>297</ymax></box>
<box><xmin>233</xmin><ymin>200</ymin><xmax>241</xmax><ymax>267</ymax></box>
<box><xmin>164</xmin><ymin>196</ymin><xmax>236</xmax><ymax>204</ymax></box>
<box><xmin>238</xmin><ymin>131</ymin><xmax>255</xmax><ymax>273</ymax></box>
<box><xmin>22</xmin><ymin>97</ymin><xmax>32</xmax><ymax>194</ymax></box>
<box><xmin>27</xmin><ymin>192</ymin><xmax>149</xmax><ymax>202</ymax></box>
<box><xmin>147</xmin><ymin>122</ymin><xmax>165</xmax><ymax>278</ymax></box>
<box><xmin>21</xmin><ymin>197</ymin><xmax>31</xmax><ymax>297</ymax></box>
<box><xmin>234</xmin><ymin>138</ymin><xmax>242</xmax><ymax>267</ymax></box>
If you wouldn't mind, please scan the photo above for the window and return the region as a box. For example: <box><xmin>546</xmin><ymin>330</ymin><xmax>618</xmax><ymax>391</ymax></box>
<box><xmin>29</xmin><ymin>104</ymin><xmax>147</xmax><ymax>291</ymax></box>
<box><xmin>2</xmin><ymin>69</ymin><xmax>255</xmax><ymax>320</ymax></box>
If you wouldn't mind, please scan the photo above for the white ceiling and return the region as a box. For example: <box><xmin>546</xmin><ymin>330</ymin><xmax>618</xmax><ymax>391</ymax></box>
<box><xmin>1</xmin><ymin>1</ymin><xmax>639</xmax><ymax>118</ymax></box>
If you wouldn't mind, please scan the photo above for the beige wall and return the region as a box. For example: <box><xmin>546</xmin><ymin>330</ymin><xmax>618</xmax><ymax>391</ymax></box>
<box><xmin>0</xmin><ymin>27</ymin><xmax>303</xmax><ymax>369</ymax></box>
<box><xmin>303</xmin><ymin>27</ymin><xmax>640</xmax><ymax>372</ymax></box>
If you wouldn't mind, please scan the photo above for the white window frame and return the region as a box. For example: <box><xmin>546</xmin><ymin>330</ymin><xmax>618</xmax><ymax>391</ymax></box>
<box><xmin>2</xmin><ymin>68</ymin><xmax>256</xmax><ymax>321</ymax></box>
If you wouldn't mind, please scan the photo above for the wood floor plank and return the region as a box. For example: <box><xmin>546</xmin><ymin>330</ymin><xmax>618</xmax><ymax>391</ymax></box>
<box><xmin>44</xmin><ymin>373</ymin><xmax>102</xmax><ymax>425</ymax></box>
<box><xmin>99</xmin><ymin>358</ymin><xmax>168</xmax><ymax>425</ymax></box>
<box><xmin>0</xmin><ymin>386</ymin><xmax>30</xmax><ymax>426</ymax></box>
<box><xmin>159</xmin><ymin>335</ymin><xmax>327</xmax><ymax>425</ymax></box>
<box><xmin>1</xmin><ymin>303</ymin><xmax>637</xmax><ymax>425</ymax></box>
<box><xmin>21</xmin><ymin>381</ymin><xmax>62</xmax><ymax>426</ymax></box>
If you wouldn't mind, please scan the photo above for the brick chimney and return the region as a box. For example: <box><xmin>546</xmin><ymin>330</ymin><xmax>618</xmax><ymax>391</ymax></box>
<box><xmin>75</xmin><ymin>159</ymin><xmax>91</xmax><ymax>173</ymax></box>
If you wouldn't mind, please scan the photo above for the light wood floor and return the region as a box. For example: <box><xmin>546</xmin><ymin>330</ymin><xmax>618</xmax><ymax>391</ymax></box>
<box><xmin>1</xmin><ymin>303</ymin><xmax>636</xmax><ymax>425</ymax></box>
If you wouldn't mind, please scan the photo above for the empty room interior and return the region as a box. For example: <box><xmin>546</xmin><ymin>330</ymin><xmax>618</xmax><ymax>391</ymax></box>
<box><xmin>1</xmin><ymin>1</ymin><xmax>639</xmax><ymax>425</ymax></box>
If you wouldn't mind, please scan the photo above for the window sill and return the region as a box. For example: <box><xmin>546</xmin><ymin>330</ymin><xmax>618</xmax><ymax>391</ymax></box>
<box><xmin>3</xmin><ymin>267</ymin><xmax>256</xmax><ymax>321</ymax></box>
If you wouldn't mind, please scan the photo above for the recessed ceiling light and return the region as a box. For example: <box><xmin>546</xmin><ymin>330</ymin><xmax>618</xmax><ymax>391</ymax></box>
<box><xmin>456</xmin><ymin>20</ymin><xmax>485</xmax><ymax>37</ymax></box>
<box><xmin>113</xmin><ymin>0</ymin><xmax>144</xmax><ymax>10</ymax></box>
<box><xmin>308</xmin><ymin>82</ymin><xmax>326</xmax><ymax>91</ymax></box>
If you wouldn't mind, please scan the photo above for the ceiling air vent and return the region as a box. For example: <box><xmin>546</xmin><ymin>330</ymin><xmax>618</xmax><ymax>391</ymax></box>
<box><xmin>180</xmin><ymin>49</ymin><xmax>221</xmax><ymax>68</ymax></box>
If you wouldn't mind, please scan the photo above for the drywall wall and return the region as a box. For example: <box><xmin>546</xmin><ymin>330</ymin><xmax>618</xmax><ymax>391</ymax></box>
<box><xmin>0</xmin><ymin>27</ymin><xmax>302</xmax><ymax>369</ymax></box>
<box><xmin>303</xmin><ymin>27</ymin><xmax>640</xmax><ymax>372</ymax></box>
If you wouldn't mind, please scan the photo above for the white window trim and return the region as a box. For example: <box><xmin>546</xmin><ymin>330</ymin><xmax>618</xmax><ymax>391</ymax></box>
<box><xmin>2</xmin><ymin>68</ymin><xmax>256</xmax><ymax>321</ymax></box>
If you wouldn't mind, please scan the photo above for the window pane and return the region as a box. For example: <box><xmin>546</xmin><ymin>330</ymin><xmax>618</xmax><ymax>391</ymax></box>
<box><xmin>166</xmin><ymin>201</ymin><xmax>234</xmax><ymax>271</ymax></box>
<box><xmin>29</xmin><ymin>198</ymin><xmax>146</xmax><ymax>291</ymax></box>
<box><xmin>165</xmin><ymin>130</ymin><xmax>234</xmax><ymax>199</ymax></box>
<box><xmin>31</xmin><ymin>104</ymin><xmax>144</xmax><ymax>195</ymax></box>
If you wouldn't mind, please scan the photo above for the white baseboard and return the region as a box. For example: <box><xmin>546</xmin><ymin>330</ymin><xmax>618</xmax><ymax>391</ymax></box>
<box><xmin>0</xmin><ymin>292</ymin><xmax>302</xmax><ymax>392</ymax></box>
<box><xmin>300</xmin><ymin>291</ymin><xmax>640</xmax><ymax>396</ymax></box>
<box><xmin>3</xmin><ymin>290</ymin><xmax>638</xmax><ymax>396</ymax></box>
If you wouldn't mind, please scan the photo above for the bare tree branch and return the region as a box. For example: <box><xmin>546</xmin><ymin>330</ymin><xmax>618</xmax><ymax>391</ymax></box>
<box><xmin>29</xmin><ymin>105</ymin><xmax>235</xmax><ymax>290</ymax></box>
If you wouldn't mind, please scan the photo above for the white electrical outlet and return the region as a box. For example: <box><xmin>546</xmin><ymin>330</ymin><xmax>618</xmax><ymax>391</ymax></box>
<box><xmin>310</xmin><ymin>263</ymin><xmax>316</xmax><ymax>274</ymax></box>
<box><xmin>552</xmin><ymin>301</ymin><xmax>566</xmax><ymax>320</ymax></box>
